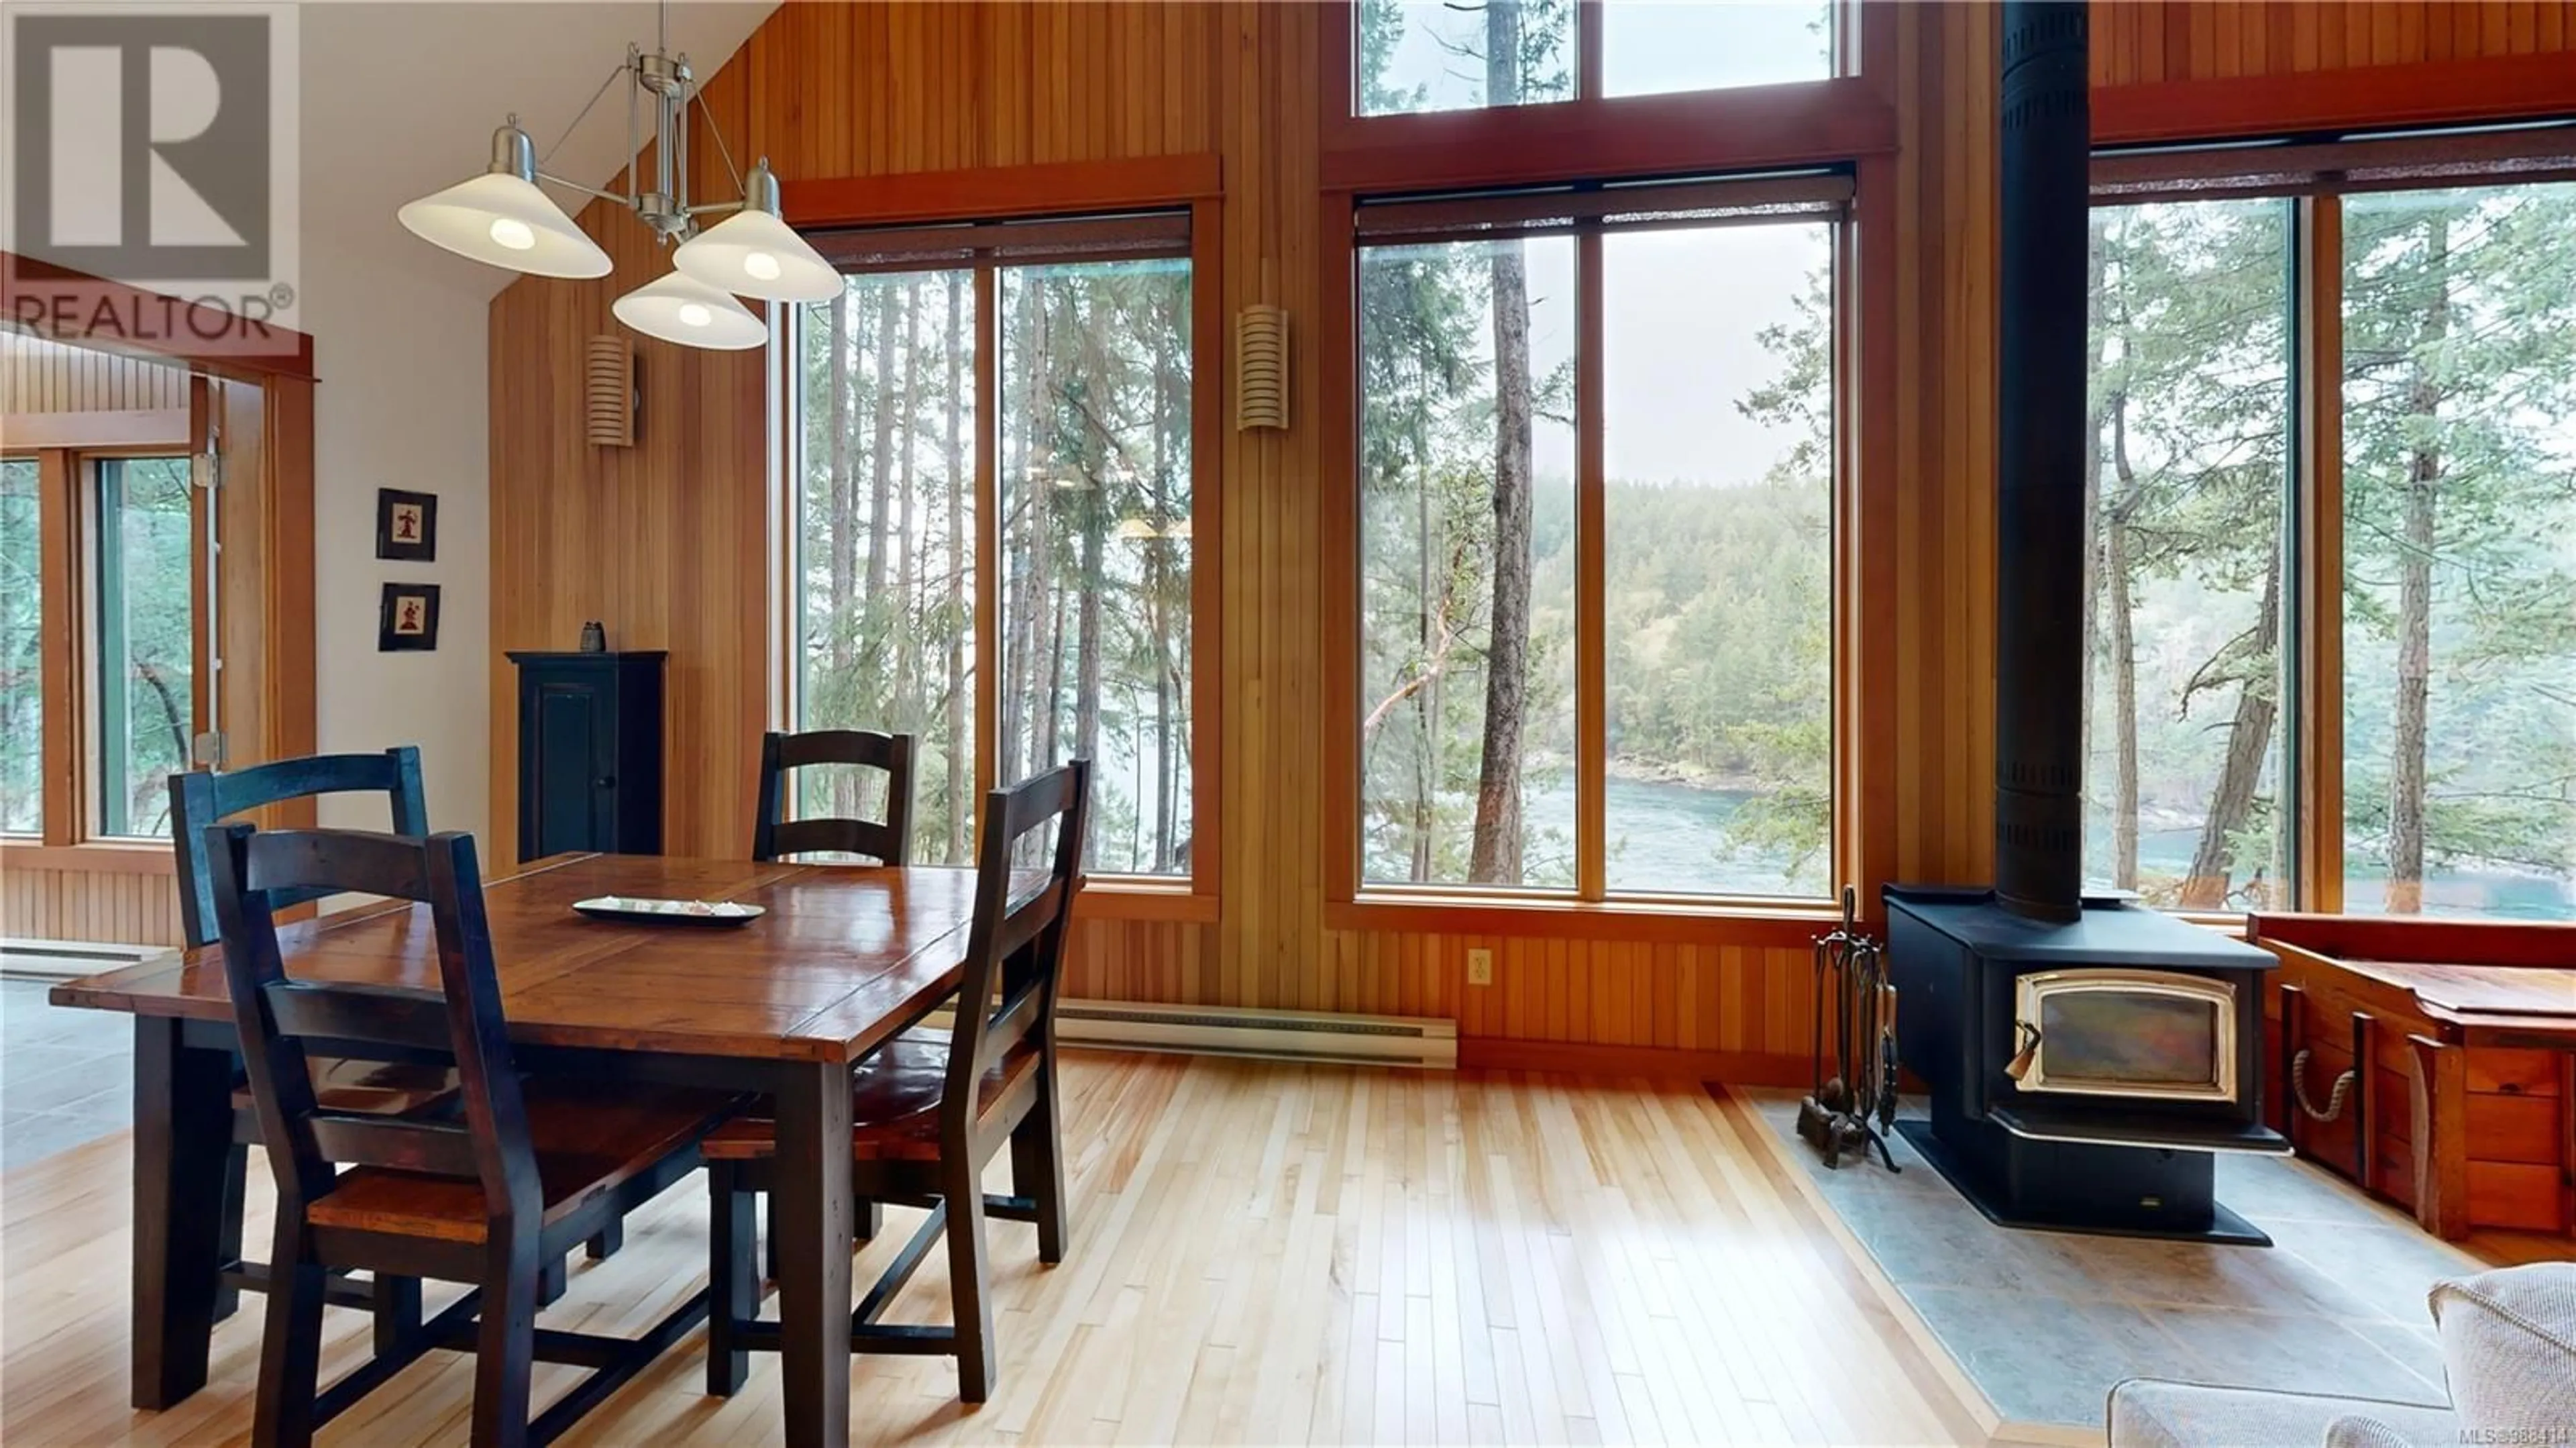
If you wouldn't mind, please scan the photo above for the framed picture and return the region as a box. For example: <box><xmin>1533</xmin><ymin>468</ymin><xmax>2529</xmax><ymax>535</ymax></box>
<box><xmin>376</xmin><ymin>488</ymin><xmax>437</xmax><ymax>562</ymax></box>
<box><xmin>378</xmin><ymin>582</ymin><xmax>441</xmax><ymax>652</ymax></box>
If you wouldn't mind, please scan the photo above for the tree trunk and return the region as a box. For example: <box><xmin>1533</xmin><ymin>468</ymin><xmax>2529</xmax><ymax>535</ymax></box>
<box><xmin>2080</xmin><ymin>225</ymin><xmax>2112</xmax><ymax>830</ymax></box>
<box><xmin>2179</xmin><ymin>546</ymin><xmax>2282</xmax><ymax>910</ymax></box>
<box><xmin>1149</xmin><ymin>315</ymin><xmax>1175</xmax><ymax>872</ymax></box>
<box><xmin>826</xmin><ymin>289</ymin><xmax>857</xmax><ymax>728</ymax></box>
<box><xmin>1073</xmin><ymin>422</ymin><xmax>1103</xmax><ymax>778</ymax></box>
<box><xmin>999</xmin><ymin>282</ymin><xmax>1043</xmax><ymax>781</ymax></box>
<box><xmin>826</xmin><ymin>292</ymin><xmax>857</xmax><ymax>670</ymax></box>
<box><xmin>1040</xmin><ymin>570</ymin><xmax>1066</xmax><ymax>772</ymax></box>
<box><xmin>864</xmin><ymin>284</ymin><xmax>899</xmax><ymax>699</ymax></box>
<box><xmin>1468</xmin><ymin>0</ymin><xmax>1532</xmax><ymax>886</ymax></box>
<box><xmin>2387</xmin><ymin>210</ymin><xmax>2449</xmax><ymax>915</ymax></box>
<box><xmin>1024</xmin><ymin>289</ymin><xmax>1063</xmax><ymax>776</ymax></box>
<box><xmin>1413</xmin><ymin>361</ymin><xmax>1440</xmax><ymax>883</ymax></box>
<box><xmin>892</xmin><ymin>280</ymin><xmax>922</xmax><ymax>743</ymax></box>
<box><xmin>2106</xmin><ymin>391</ymin><xmax>2141</xmax><ymax>892</ymax></box>
<box><xmin>943</xmin><ymin>272</ymin><xmax>969</xmax><ymax>862</ymax></box>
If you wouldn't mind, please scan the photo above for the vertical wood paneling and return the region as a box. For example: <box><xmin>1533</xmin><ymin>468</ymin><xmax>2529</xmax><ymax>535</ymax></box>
<box><xmin>484</xmin><ymin>1</ymin><xmax>2562</xmax><ymax>1076</ymax></box>
<box><xmin>1</xmin><ymin>331</ymin><xmax>190</xmax><ymax>414</ymax></box>
<box><xmin>2090</xmin><ymin>1</ymin><xmax>2576</xmax><ymax>83</ymax></box>
<box><xmin>0</xmin><ymin>864</ymin><xmax>184</xmax><ymax>946</ymax></box>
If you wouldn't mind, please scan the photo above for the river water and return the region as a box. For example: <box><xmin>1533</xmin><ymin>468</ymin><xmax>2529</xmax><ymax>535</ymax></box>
<box><xmin>1506</xmin><ymin>775</ymin><xmax>2575</xmax><ymax>920</ymax></box>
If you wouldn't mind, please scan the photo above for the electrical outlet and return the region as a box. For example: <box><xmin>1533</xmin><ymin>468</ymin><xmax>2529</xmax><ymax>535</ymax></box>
<box><xmin>1466</xmin><ymin>948</ymin><xmax>1494</xmax><ymax>986</ymax></box>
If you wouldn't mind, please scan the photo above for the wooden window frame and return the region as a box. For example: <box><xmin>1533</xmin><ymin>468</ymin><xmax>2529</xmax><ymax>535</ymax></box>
<box><xmin>1326</xmin><ymin>0</ymin><xmax>1880</xmax><ymax>182</ymax></box>
<box><xmin>2294</xmin><ymin>193</ymin><xmax>2345</xmax><ymax>915</ymax></box>
<box><xmin>773</xmin><ymin>158</ymin><xmax>1224</xmax><ymax>922</ymax></box>
<box><xmin>1</xmin><ymin>401</ymin><xmax>199</xmax><ymax>859</ymax></box>
<box><xmin>2090</xmin><ymin>142</ymin><xmax>2576</xmax><ymax>923</ymax></box>
<box><xmin>1320</xmin><ymin>2</ymin><xmax>1903</xmax><ymax>937</ymax></box>
<box><xmin>89</xmin><ymin>450</ymin><xmax>211</xmax><ymax>841</ymax></box>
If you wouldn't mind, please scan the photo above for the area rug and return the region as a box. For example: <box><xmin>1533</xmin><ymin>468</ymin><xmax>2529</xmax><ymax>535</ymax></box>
<box><xmin>1744</xmin><ymin>1090</ymin><xmax>2474</xmax><ymax>1434</ymax></box>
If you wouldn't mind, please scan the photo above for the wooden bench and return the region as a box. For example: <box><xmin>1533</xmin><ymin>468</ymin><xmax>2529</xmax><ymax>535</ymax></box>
<box><xmin>2249</xmin><ymin>913</ymin><xmax>2575</xmax><ymax>1241</ymax></box>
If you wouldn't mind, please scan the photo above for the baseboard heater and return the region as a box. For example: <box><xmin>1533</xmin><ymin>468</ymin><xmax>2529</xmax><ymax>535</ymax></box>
<box><xmin>917</xmin><ymin>1001</ymin><xmax>1456</xmax><ymax>1070</ymax></box>
<box><xmin>0</xmin><ymin>937</ymin><xmax>164</xmax><ymax>980</ymax></box>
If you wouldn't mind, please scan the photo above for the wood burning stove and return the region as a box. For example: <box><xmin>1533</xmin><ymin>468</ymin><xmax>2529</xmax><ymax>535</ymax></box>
<box><xmin>1888</xmin><ymin>887</ymin><xmax>2287</xmax><ymax>1244</ymax></box>
<box><xmin>1880</xmin><ymin>0</ymin><xmax>2292</xmax><ymax>1245</ymax></box>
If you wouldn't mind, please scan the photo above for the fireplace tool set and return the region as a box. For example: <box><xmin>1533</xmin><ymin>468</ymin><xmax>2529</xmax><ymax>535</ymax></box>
<box><xmin>1798</xmin><ymin>886</ymin><xmax>1900</xmax><ymax>1172</ymax></box>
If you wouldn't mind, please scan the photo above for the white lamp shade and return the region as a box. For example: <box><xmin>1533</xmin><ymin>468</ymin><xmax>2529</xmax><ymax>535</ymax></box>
<box><xmin>612</xmin><ymin>271</ymin><xmax>768</xmax><ymax>350</ymax></box>
<box><xmin>396</xmin><ymin>172</ymin><xmax>611</xmax><ymax>279</ymax></box>
<box><xmin>671</xmin><ymin>207</ymin><xmax>841</xmax><ymax>303</ymax></box>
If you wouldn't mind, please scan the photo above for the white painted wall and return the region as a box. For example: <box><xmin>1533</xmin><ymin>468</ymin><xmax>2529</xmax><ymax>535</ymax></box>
<box><xmin>296</xmin><ymin>234</ymin><xmax>494</xmax><ymax>841</ymax></box>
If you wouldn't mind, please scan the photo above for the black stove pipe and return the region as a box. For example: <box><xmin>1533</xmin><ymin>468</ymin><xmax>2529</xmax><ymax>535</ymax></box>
<box><xmin>1994</xmin><ymin>0</ymin><xmax>2092</xmax><ymax>924</ymax></box>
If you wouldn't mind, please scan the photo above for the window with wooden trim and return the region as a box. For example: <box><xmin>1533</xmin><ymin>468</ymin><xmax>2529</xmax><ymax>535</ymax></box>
<box><xmin>0</xmin><ymin>438</ymin><xmax>209</xmax><ymax>845</ymax></box>
<box><xmin>0</xmin><ymin>457</ymin><xmax>41</xmax><ymax>833</ymax></box>
<box><xmin>93</xmin><ymin>456</ymin><xmax>200</xmax><ymax>837</ymax></box>
<box><xmin>2080</xmin><ymin>195</ymin><xmax>2294</xmax><ymax>911</ymax></box>
<box><xmin>2084</xmin><ymin>146</ymin><xmax>2576</xmax><ymax>922</ymax></box>
<box><xmin>788</xmin><ymin>211</ymin><xmax>1201</xmax><ymax>880</ymax></box>
<box><xmin>1352</xmin><ymin>173</ymin><xmax>1845</xmax><ymax>900</ymax></box>
<box><xmin>1354</xmin><ymin>0</ymin><xmax>1834</xmax><ymax>116</ymax></box>
<box><xmin>2339</xmin><ymin>181</ymin><xmax>2573</xmax><ymax>919</ymax></box>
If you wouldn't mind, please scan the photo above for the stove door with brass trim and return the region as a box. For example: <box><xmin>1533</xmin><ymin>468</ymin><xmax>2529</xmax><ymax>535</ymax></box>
<box><xmin>2012</xmin><ymin>968</ymin><xmax>2239</xmax><ymax>1104</ymax></box>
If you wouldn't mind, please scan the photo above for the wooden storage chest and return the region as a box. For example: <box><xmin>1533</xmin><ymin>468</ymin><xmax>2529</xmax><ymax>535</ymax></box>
<box><xmin>2249</xmin><ymin>913</ymin><xmax>2575</xmax><ymax>1241</ymax></box>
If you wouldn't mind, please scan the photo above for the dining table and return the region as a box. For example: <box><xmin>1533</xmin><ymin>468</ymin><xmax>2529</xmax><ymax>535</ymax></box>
<box><xmin>48</xmin><ymin>850</ymin><xmax>988</xmax><ymax>1448</ymax></box>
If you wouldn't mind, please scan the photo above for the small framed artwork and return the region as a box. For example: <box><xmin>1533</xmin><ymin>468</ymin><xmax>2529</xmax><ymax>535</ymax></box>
<box><xmin>376</xmin><ymin>488</ymin><xmax>437</xmax><ymax>562</ymax></box>
<box><xmin>378</xmin><ymin>582</ymin><xmax>442</xmax><ymax>652</ymax></box>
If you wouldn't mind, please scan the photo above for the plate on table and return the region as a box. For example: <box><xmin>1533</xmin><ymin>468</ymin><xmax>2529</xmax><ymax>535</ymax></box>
<box><xmin>572</xmin><ymin>896</ymin><xmax>766</xmax><ymax>928</ymax></box>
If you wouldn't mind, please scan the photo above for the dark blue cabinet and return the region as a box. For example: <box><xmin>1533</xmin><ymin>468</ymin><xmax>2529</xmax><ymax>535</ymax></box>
<box><xmin>507</xmin><ymin>651</ymin><xmax>665</xmax><ymax>864</ymax></box>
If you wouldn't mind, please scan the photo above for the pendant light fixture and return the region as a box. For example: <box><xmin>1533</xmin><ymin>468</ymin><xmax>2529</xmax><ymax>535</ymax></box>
<box><xmin>397</xmin><ymin>124</ymin><xmax>612</xmax><ymax>279</ymax></box>
<box><xmin>670</xmin><ymin>161</ymin><xmax>840</xmax><ymax>302</ymax></box>
<box><xmin>395</xmin><ymin>3</ymin><xmax>837</xmax><ymax>348</ymax></box>
<box><xmin>612</xmin><ymin>270</ymin><xmax>767</xmax><ymax>350</ymax></box>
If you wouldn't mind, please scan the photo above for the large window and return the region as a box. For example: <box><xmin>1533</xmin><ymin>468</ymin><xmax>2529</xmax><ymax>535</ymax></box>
<box><xmin>996</xmin><ymin>259</ymin><xmax>1195</xmax><ymax>874</ymax></box>
<box><xmin>792</xmin><ymin>215</ymin><xmax>1199</xmax><ymax>879</ymax></box>
<box><xmin>2341</xmin><ymin>183</ymin><xmax>2575</xmax><ymax>920</ymax></box>
<box><xmin>1354</xmin><ymin>0</ymin><xmax>1833</xmax><ymax>115</ymax></box>
<box><xmin>1</xmin><ymin>458</ymin><xmax>41</xmax><ymax>833</ymax></box>
<box><xmin>2082</xmin><ymin>198</ymin><xmax>2293</xmax><ymax>910</ymax></box>
<box><xmin>95</xmin><ymin>458</ymin><xmax>199</xmax><ymax>838</ymax></box>
<box><xmin>1354</xmin><ymin>176</ymin><xmax>1845</xmax><ymax>899</ymax></box>
<box><xmin>0</xmin><ymin>438</ymin><xmax>207</xmax><ymax>845</ymax></box>
<box><xmin>2085</xmin><ymin>172</ymin><xmax>2575</xmax><ymax>922</ymax></box>
<box><xmin>1603</xmin><ymin>221</ymin><xmax>1835</xmax><ymax>896</ymax></box>
<box><xmin>794</xmin><ymin>268</ymin><xmax>978</xmax><ymax>866</ymax></box>
<box><xmin>1358</xmin><ymin>234</ymin><xmax>1578</xmax><ymax>888</ymax></box>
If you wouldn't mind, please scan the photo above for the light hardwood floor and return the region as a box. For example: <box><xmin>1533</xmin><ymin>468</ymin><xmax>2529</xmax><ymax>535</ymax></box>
<box><xmin>0</xmin><ymin>1053</ymin><xmax>1990</xmax><ymax>1446</ymax></box>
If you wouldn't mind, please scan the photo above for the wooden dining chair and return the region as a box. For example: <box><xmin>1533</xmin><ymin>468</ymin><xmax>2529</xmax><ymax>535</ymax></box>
<box><xmin>751</xmin><ymin>728</ymin><xmax>916</xmax><ymax>864</ymax></box>
<box><xmin>209</xmin><ymin>822</ymin><xmax>739</xmax><ymax>1448</ymax></box>
<box><xmin>171</xmin><ymin>749</ymin><xmax>614</xmax><ymax>1337</ymax></box>
<box><xmin>169</xmin><ymin>748</ymin><xmax>460</xmax><ymax>1342</ymax></box>
<box><xmin>171</xmin><ymin>748</ymin><xmax>431</xmax><ymax>950</ymax></box>
<box><xmin>702</xmin><ymin>760</ymin><xmax>1090</xmax><ymax>1404</ymax></box>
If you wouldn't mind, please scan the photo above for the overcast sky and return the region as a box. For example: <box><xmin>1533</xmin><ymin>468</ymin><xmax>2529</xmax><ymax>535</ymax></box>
<box><xmin>1379</xmin><ymin>1</ymin><xmax>1835</xmax><ymax>489</ymax></box>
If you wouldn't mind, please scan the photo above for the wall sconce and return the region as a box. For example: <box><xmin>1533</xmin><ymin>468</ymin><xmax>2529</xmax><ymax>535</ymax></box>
<box><xmin>586</xmin><ymin>335</ymin><xmax>639</xmax><ymax>446</ymax></box>
<box><xmin>1236</xmin><ymin>304</ymin><xmax>1288</xmax><ymax>431</ymax></box>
